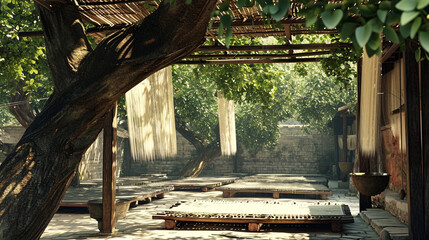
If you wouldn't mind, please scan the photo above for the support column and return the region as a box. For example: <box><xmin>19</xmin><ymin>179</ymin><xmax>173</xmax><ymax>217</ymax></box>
<box><xmin>102</xmin><ymin>102</ymin><xmax>118</xmax><ymax>234</ymax></box>
<box><xmin>421</xmin><ymin>58</ymin><xmax>429</xmax><ymax>239</ymax></box>
<box><xmin>404</xmin><ymin>39</ymin><xmax>425</xmax><ymax>239</ymax></box>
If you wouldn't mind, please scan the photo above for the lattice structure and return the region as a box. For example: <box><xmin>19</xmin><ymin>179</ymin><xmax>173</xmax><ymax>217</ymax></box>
<box><xmin>153</xmin><ymin>200</ymin><xmax>354</xmax><ymax>232</ymax></box>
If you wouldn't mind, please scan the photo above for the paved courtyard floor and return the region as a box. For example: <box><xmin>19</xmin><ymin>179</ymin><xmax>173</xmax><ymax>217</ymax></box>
<box><xmin>41</xmin><ymin>183</ymin><xmax>379</xmax><ymax>240</ymax></box>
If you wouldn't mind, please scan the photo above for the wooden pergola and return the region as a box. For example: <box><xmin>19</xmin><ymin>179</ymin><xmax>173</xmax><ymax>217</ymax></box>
<box><xmin>25</xmin><ymin>0</ymin><xmax>429</xmax><ymax>238</ymax></box>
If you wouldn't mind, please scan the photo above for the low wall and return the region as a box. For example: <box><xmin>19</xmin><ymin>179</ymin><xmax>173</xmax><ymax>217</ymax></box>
<box><xmin>127</xmin><ymin>125</ymin><xmax>335</xmax><ymax>177</ymax></box>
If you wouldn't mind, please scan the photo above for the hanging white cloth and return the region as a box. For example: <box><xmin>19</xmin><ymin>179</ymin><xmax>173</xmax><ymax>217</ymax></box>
<box><xmin>125</xmin><ymin>66</ymin><xmax>177</xmax><ymax>161</ymax></box>
<box><xmin>217</xmin><ymin>91</ymin><xmax>237</xmax><ymax>156</ymax></box>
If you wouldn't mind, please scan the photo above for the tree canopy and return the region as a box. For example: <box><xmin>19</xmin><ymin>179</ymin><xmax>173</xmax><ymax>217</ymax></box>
<box><xmin>0</xmin><ymin>0</ymin><xmax>51</xmax><ymax>127</ymax></box>
<box><xmin>211</xmin><ymin>0</ymin><xmax>429</xmax><ymax>58</ymax></box>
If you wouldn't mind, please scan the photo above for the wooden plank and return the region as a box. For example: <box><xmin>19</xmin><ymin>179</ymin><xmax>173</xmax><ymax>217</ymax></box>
<box><xmin>102</xmin><ymin>103</ymin><xmax>118</xmax><ymax>234</ymax></box>
<box><xmin>165</xmin><ymin>220</ymin><xmax>176</xmax><ymax>229</ymax></box>
<box><xmin>153</xmin><ymin>216</ymin><xmax>354</xmax><ymax>225</ymax></box>
<box><xmin>418</xmin><ymin>56</ymin><xmax>429</xmax><ymax>237</ymax></box>
<box><xmin>217</xmin><ymin>182</ymin><xmax>332</xmax><ymax>197</ymax></box>
<box><xmin>176</xmin><ymin>58</ymin><xmax>323</xmax><ymax>65</ymax></box>
<box><xmin>248</xmin><ymin>223</ymin><xmax>262</xmax><ymax>231</ymax></box>
<box><xmin>185</xmin><ymin>51</ymin><xmax>332</xmax><ymax>59</ymax></box>
<box><xmin>152</xmin><ymin>202</ymin><xmax>354</xmax><ymax>229</ymax></box>
<box><xmin>404</xmin><ymin>39</ymin><xmax>425</xmax><ymax>239</ymax></box>
<box><xmin>331</xmin><ymin>223</ymin><xmax>342</xmax><ymax>232</ymax></box>
<box><xmin>195</xmin><ymin>43</ymin><xmax>352</xmax><ymax>52</ymax></box>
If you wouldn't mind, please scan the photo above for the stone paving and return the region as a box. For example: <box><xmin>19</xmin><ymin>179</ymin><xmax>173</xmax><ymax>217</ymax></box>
<box><xmin>41</xmin><ymin>182</ymin><xmax>380</xmax><ymax>240</ymax></box>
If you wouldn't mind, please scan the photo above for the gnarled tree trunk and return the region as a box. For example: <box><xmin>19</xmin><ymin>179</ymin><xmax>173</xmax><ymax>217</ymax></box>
<box><xmin>9</xmin><ymin>79</ymin><xmax>36</xmax><ymax>128</ymax></box>
<box><xmin>179</xmin><ymin>142</ymin><xmax>222</xmax><ymax>177</ymax></box>
<box><xmin>0</xmin><ymin>1</ymin><xmax>217</xmax><ymax>239</ymax></box>
<box><xmin>176</xmin><ymin>118</ymin><xmax>222</xmax><ymax>177</ymax></box>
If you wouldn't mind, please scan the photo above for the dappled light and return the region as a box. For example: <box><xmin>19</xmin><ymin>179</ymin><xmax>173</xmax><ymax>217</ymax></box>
<box><xmin>125</xmin><ymin>67</ymin><xmax>177</xmax><ymax>161</ymax></box>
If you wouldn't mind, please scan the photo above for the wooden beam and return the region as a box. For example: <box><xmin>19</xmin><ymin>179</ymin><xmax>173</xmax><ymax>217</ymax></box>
<box><xmin>195</xmin><ymin>43</ymin><xmax>351</xmax><ymax>52</ymax></box>
<box><xmin>205</xmin><ymin>29</ymin><xmax>338</xmax><ymax>38</ymax></box>
<box><xmin>102</xmin><ymin>103</ymin><xmax>118</xmax><ymax>234</ymax></box>
<box><xmin>404</xmin><ymin>39</ymin><xmax>425</xmax><ymax>239</ymax></box>
<box><xmin>186</xmin><ymin>51</ymin><xmax>331</xmax><ymax>59</ymax></box>
<box><xmin>421</xmin><ymin>58</ymin><xmax>429</xmax><ymax>239</ymax></box>
<box><xmin>284</xmin><ymin>24</ymin><xmax>293</xmax><ymax>54</ymax></box>
<box><xmin>210</xmin><ymin>19</ymin><xmax>306</xmax><ymax>29</ymax></box>
<box><xmin>76</xmin><ymin>0</ymin><xmax>149</xmax><ymax>6</ymax></box>
<box><xmin>34</xmin><ymin>0</ymin><xmax>52</xmax><ymax>10</ymax></box>
<box><xmin>18</xmin><ymin>24</ymin><xmax>128</xmax><ymax>38</ymax></box>
<box><xmin>381</xmin><ymin>44</ymin><xmax>400</xmax><ymax>63</ymax></box>
<box><xmin>176</xmin><ymin>58</ymin><xmax>323</xmax><ymax>65</ymax></box>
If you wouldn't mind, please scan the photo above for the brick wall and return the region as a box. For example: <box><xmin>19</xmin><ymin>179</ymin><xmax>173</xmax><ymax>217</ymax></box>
<box><xmin>125</xmin><ymin>125</ymin><xmax>335</xmax><ymax>177</ymax></box>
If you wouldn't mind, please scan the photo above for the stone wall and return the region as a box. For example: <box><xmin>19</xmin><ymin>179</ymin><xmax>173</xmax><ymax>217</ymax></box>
<box><xmin>126</xmin><ymin>125</ymin><xmax>335</xmax><ymax>177</ymax></box>
<box><xmin>78</xmin><ymin>131</ymin><xmax>126</xmax><ymax>180</ymax></box>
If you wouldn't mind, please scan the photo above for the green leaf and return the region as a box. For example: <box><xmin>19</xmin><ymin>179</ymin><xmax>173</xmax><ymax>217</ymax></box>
<box><xmin>220</xmin><ymin>14</ymin><xmax>232</xmax><ymax>28</ymax></box>
<box><xmin>377</xmin><ymin>10</ymin><xmax>388</xmax><ymax>23</ymax></box>
<box><xmin>268</xmin><ymin>5</ymin><xmax>279</xmax><ymax>14</ymax></box>
<box><xmin>359</xmin><ymin>4</ymin><xmax>377</xmax><ymax>18</ymax></box>
<box><xmin>218</xmin><ymin>0</ymin><xmax>230</xmax><ymax>12</ymax></box>
<box><xmin>237</xmin><ymin>0</ymin><xmax>246</xmax><ymax>8</ymax></box>
<box><xmin>386</xmin><ymin>12</ymin><xmax>401</xmax><ymax>25</ymax></box>
<box><xmin>395</xmin><ymin>0</ymin><xmax>418</xmax><ymax>11</ymax></box>
<box><xmin>305</xmin><ymin>11</ymin><xmax>318</xmax><ymax>27</ymax></box>
<box><xmin>399</xmin><ymin>23</ymin><xmax>412</xmax><ymax>38</ymax></box>
<box><xmin>401</xmin><ymin>11</ymin><xmax>420</xmax><ymax>25</ymax></box>
<box><xmin>367</xmin><ymin>33</ymin><xmax>381</xmax><ymax>50</ymax></box>
<box><xmin>418</xmin><ymin>30</ymin><xmax>429</xmax><ymax>53</ymax></box>
<box><xmin>185</xmin><ymin>0</ymin><xmax>192</xmax><ymax>4</ymax></box>
<box><xmin>365</xmin><ymin>45</ymin><xmax>380</xmax><ymax>57</ymax></box>
<box><xmin>379</xmin><ymin>1</ymin><xmax>392</xmax><ymax>10</ymax></box>
<box><xmin>417</xmin><ymin>0</ymin><xmax>429</xmax><ymax>9</ymax></box>
<box><xmin>218</xmin><ymin>22</ymin><xmax>223</xmax><ymax>37</ymax></box>
<box><xmin>225</xmin><ymin>28</ymin><xmax>233</xmax><ymax>48</ymax></box>
<box><xmin>384</xmin><ymin>26</ymin><xmax>400</xmax><ymax>44</ymax></box>
<box><xmin>368</xmin><ymin>18</ymin><xmax>383</xmax><ymax>33</ymax></box>
<box><xmin>271</xmin><ymin>0</ymin><xmax>290</xmax><ymax>21</ymax></box>
<box><xmin>340</xmin><ymin>22</ymin><xmax>357</xmax><ymax>40</ymax></box>
<box><xmin>355</xmin><ymin>24</ymin><xmax>372</xmax><ymax>47</ymax></box>
<box><xmin>411</xmin><ymin>17</ymin><xmax>422</xmax><ymax>38</ymax></box>
<box><xmin>321</xmin><ymin>9</ymin><xmax>343</xmax><ymax>29</ymax></box>
<box><xmin>415</xmin><ymin>47</ymin><xmax>421</xmax><ymax>61</ymax></box>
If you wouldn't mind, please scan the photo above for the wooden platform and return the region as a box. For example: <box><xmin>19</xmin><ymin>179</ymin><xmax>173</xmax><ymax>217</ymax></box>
<box><xmin>217</xmin><ymin>181</ymin><xmax>332</xmax><ymax>199</ymax></box>
<box><xmin>153</xmin><ymin>200</ymin><xmax>354</xmax><ymax>232</ymax></box>
<box><xmin>167</xmin><ymin>177</ymin><xmax>237</xmax><ymax>192</ymax></box>
<box><xmin>61</xmin><ymin>181</ymin><xmax>174</xmax><ymax>208</ymax></box>
<box><xmin>242</xmin><ymin>174</ymin><xmax>329</xmax><ymax>186</ymax></box>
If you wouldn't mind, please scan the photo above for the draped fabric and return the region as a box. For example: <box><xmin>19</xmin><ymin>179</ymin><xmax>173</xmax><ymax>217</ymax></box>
<box><xmin>217</xmin><ymin>91</ymin><xmax>237</xmax><ymax>156</ymax></box>
<box><xmin>359</xmin><ymin>48</ymin><xmax>382</xmax><ymax>157</ymax></box>
<box><xmin>125</xmin><ymin>66</ymin><xmax>177</xmax><ymax>161</ymax></box>
<box><xmin>383</xmin><ymin>59</ymin><xmax>407</xmax><ymax>152</ymax></box>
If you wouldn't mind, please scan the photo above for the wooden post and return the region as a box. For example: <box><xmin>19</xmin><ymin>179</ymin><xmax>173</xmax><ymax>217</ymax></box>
<box><xmin>342</xmin><ymin>113</ymin><xmax>348</xmax><ymax>163</ymax></box>
<box><xmin>102</xmin><ymin>102</ymin><xmax>118</xmax><ymax>234</ymax></box>
<box><xmin>421</xmin><ymin>59</ymin><xmax>429</xmax><ymax>239</ymax></box>
<box><xmin>405</xmin><ymin>39</ymin><xmax>426</xmax><ymax>239</ymax></box>
<box><xmin>404</xmin><ymin>40</ymin><xmax>426</xmax><ymax>239</ymax></box>
<box><xmin>356</xmin><ymin>58</ymin><xmax>371</xmax><ymax>211</ymax></box>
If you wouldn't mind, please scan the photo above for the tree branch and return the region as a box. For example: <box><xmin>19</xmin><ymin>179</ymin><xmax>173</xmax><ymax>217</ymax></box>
<box><xmin>175</xmin><ymin>117</ymin><xmax>205</xmax><ymax>151</ymax></box>
<box><xmin>35</xmin><ymin>1</ymin><xmax>92</xmax><ymax>94</ymax></box>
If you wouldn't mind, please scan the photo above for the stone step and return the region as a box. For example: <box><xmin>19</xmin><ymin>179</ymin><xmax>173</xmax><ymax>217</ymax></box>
<box><xmin>360</xmin><ymin>209</ymin><xmax>409</xmax><ymax>240</ymax></box>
